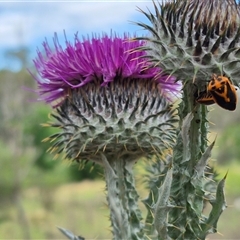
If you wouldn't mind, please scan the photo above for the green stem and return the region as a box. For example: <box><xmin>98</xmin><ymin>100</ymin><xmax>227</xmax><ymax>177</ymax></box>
<box><xmin>169</xmin><ymin>80</ymin><xmax>210</xmax><ymax>239</ymax></box>
<box><xmin>102</xmin><ymin>154</ymin><xmax>144</xmax><ymax>240</ymax></box>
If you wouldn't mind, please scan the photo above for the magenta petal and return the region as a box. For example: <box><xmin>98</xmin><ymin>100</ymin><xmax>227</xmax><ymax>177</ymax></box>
<box><xmin>31</xmin><ymin>32</ymin><xmax>181</xmax><ymax>106</ymax></box>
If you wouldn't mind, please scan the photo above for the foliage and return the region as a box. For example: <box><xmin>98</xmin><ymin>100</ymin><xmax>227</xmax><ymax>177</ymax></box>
<box><xmin>23</xmin><ymin>104</ymin><xmax>59</xmax><ymax>170</ymax></box>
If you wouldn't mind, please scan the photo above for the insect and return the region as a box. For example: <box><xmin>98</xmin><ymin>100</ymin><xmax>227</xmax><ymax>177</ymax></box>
<box><xmin>196</xmin><ymin>74</ymin><xmax>238</xmax><ymax>111</ymax></box>
<box><xmin>196</xmin><ymin>90</ymin><xmax>215</xmax><ymax>105</ymax></box>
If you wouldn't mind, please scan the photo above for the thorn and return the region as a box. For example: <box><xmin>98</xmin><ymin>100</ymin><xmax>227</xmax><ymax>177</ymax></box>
<box><xmin>103</xmin><ymin>144</ymin><xmax>107</xmax><ymax>152</ymax></box>
<box><xmin>171</xmin><ymin>224</ymin><xmax>182</xmax><ymax>232</ymax></box>
<box><xmin>50</xmin><ymin>137</ymin><xmax>57</xmax><ymax>143</ymax></box>
<box><xmin>76</xmin><ymin>149</ymin><xmax>81</xmax><ymax>158</ymax></box>
<box><xmin>53</xmin><ymin>153</ymin><xmax>59</xmax><ymax>160</ymax></box>
<box><xmin>41</xmin><ymin>137</ymin><xmax>50</xmax><ymax>142</ymax></box>
<box><xmin>46</xmin><ymin>146</ymin><xmax>52</xmax><ymax>153</ymax></box>
<box><xmin>145</xmin><ymin>235</ymin><xmax>152</xmax><ymax>240</ymax></box>
<box><xmin>50</xmin><ymin>147</ymin><xmax>57</xmax><ymax>154</ymax></box>
<box><xmin>94</xmin><ymin>147</ymin><xmax>100</xmax><ymax>155</ymax></box>
<box><xmin>223</xmin><ymin>169</ymin><xmax>229</xmax><ymax>179</ymax></box>
<box><xmin>150</xmin><ymin>209</ymin><xmax>155</xmax><ymax>219</ymax></box>
<box><xmin>82</xmin><ymin>144</ymin><xmax>86</xmax><ymax>152</ymax></box>
<box><xmin>40</xmin><ymin>123</ymin><xmax>48</xmax><ymax>127</ymax></box>
<box><xmin>216</xmin><ymin>231</ymin><xmax>224</xmax><ymax>237</ymax></box>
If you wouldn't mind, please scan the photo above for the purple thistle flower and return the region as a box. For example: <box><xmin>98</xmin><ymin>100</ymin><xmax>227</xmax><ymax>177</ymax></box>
<box><xmin>32</xmin><ymin>32</ymin><xmax>180</xmax><ymax>107</ymax></box>
<box><xmin>30</xmin><ymin>31</ymin><xmax>181</xmax><ymax>163</ymax></box>
<box><xmin>31</xmin><ymin>32</ymin><xmax>181</xmax><ymax>239</ymax></box>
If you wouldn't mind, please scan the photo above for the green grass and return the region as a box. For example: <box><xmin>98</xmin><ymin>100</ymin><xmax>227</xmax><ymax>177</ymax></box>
<box><xmin>1</xmin><ymin>163</ymin><xmax>240</xmax><ymax>239</ymax></box>
<box><xmin>0</xmin><ymin>180</ymin><xmax>111</xmax><ymax>239</ymax></box>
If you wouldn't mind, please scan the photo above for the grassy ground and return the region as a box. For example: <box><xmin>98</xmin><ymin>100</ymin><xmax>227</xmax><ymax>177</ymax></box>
<box><xmin>0</xmin><ymin>180</ymin><xmax>111</xmax><ymax>239</ymax></box>
<box><xmin>1</xmin><ymin>163</ymin><xmax>240</xmax><ymax>239</ymax></box>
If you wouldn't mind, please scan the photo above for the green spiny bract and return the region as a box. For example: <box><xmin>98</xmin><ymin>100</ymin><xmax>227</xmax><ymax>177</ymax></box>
<box><xmin>134</xmin><ymin>0</ymin><xmax>236</xmax><ymax>239</ymax></box>
<box><xmin>136</xmin><ymin>0</ymin><xmax>240</xmax><ymax>87</ymax></box>
<box><xmin>45</xmin><ymin>79</ymin><xmax>177</xmax><ymax>164</ymax></box>
<box><xmin>45</xmin><ymin>78</ymin><xmax>177</xmax><ymax>239</ymax></box>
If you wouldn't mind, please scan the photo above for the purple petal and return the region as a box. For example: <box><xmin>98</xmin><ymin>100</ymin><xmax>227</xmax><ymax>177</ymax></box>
<box><xmin>31</xmin><ymin>32</ymin><xmax>181</xmax><ymax>107</ymax></box>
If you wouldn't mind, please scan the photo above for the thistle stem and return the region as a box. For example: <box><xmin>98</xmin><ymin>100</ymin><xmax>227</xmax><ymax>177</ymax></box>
<box><xmin>170</xmin><ymin>81</ymin><xmax>209</xmax><ymax>238</ymax></box>
<box><xmin>101</xmin><ymin>154</ymin><xmax>144</xmax><ymax>240</ymax></box>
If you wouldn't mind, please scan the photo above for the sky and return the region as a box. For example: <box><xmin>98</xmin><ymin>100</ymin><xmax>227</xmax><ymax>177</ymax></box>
<box><xmin>1</xmin><ymin>0</ymin><xmax>155</xmax><ymax>71</ymax></box>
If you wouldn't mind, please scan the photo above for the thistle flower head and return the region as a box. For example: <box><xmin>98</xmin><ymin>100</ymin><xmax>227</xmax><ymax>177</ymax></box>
<box><xmin>136</xmin><ymin>0</ymin><xmax>240</xmax><ymax>85</ymax></box>
<box><xmin>33</xmin><ymin>32</ymin><xmax>180</xmax><ymax>107</ymax></box>
<box><xmin>32</xmin><ymin>32</ymin><xmax>180</xmax><ymax>164</ymax></box>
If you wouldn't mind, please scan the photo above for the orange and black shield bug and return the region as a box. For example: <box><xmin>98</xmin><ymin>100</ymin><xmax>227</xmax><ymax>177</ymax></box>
<box><xmin>196</xmin><ymin>90</ymin><xmax>215</xmax><ymax>105</ymax></box>
<box><xmin>208</xmin><ymin>74</ymin><xmax>237</xmax><ymax>111</ymax></box>
<box><xmin>196</xmin><ymin>74</ymin><xmax>238</xmax><ymax>111</ymax></box>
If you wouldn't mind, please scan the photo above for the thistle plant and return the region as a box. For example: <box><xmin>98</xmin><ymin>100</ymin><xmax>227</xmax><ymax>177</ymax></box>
<box><xmin>31</xmin><ymin>0</ymin><xmax>240</xmax><ymax>239</ymax></box>
<box><xmin>134</xmin><ymin>0</ymin><xmax>240</xmax><ymax>239</ymax></box>
<box><xmin>32</xmin><ymin>32</ymin><xmax>180</xmax><ymax>239</ymax></box>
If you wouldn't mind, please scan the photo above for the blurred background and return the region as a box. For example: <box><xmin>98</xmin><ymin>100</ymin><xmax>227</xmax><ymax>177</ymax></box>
<box><xmin>1</xmin><ymin>1</ymin><xmax>240</xmax><ymax>239</ymax></box>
